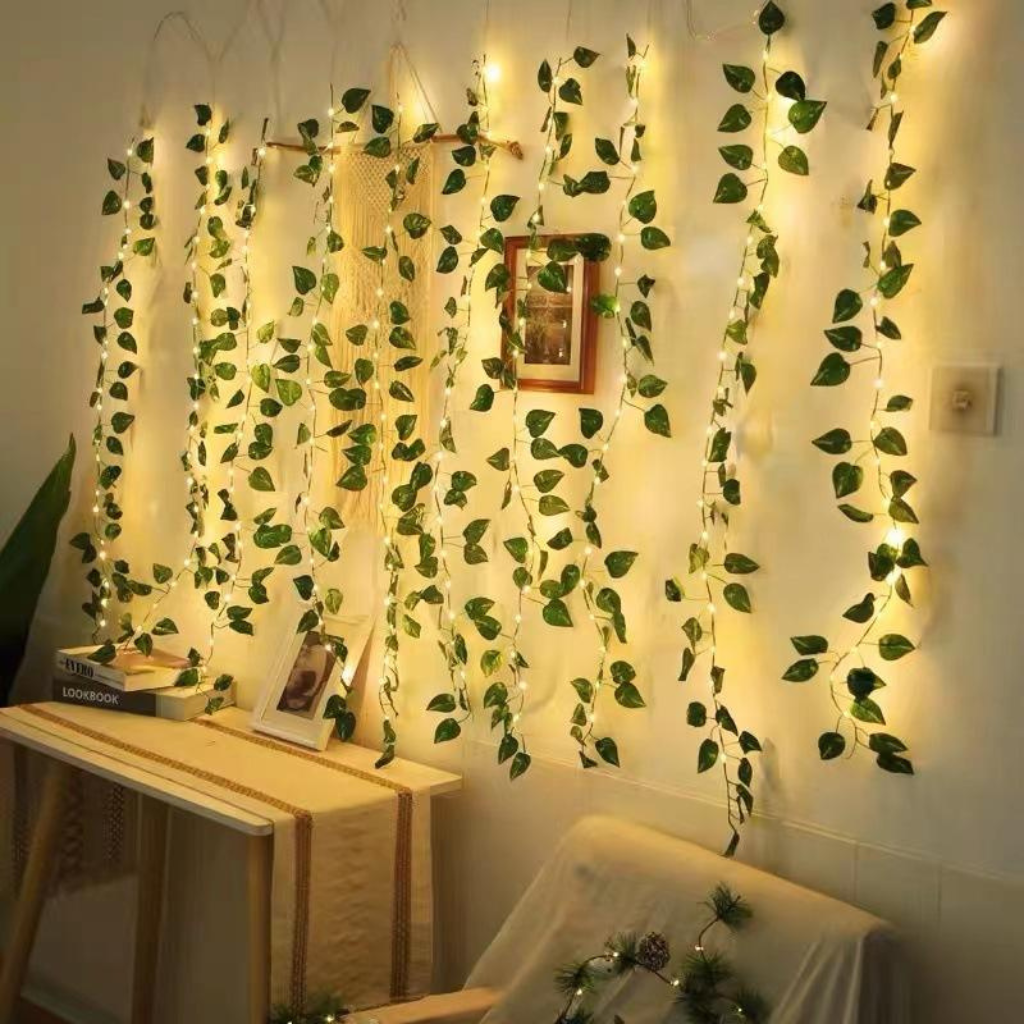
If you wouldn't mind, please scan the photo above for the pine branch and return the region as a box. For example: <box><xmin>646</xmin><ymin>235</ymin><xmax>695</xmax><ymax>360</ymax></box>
<box><xmin>551</xmin><ymin>882</ymin><xmax>769</xmax><ymax>1024</ymax></box>
<box><xmin>734</xmin><ymin>986</ymin><xmax>772</xmax><ymax>1023</ymax></box>
<box><xmin>704</xmin><ymin>882</ymin><xmax>753</xmax><ymax>930</ymax></box>
<box><xmin>554</xmin><ymin>959</ymin><xmax>599</xmax><ymax>997</ymax></box>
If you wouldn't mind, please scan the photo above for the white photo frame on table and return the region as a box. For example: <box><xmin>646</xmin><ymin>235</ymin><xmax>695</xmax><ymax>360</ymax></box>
<box><xmin>251</xmin><ymin>614</ymin><xmax>375</xmax><ymax>750</ymax></box>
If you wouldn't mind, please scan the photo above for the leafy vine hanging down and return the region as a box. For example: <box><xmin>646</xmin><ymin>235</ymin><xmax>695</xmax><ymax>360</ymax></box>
<box><xmin>562</xmin><ymin>35</ymin><xmax>674</xmax><ymax>773</ymax></box>
<box><xmin>255</xmin><ymin>95</ymin><xmax>380</xmax><ymax>741</ymax></box>
<box><xmin>326</xmin><ymin>93</ymin><xmax>439</xmax><ymax>767</ymax></box>
<box><xmin>175</xmin><ymin>104</ymin><xmax>235</xmax><ymax>625</ymax></box>
<box><xmin>453</xmin><ymin>39</ymin><xmax>674</xmax><ymax>778</ymax></box>
<box><xmin>462</xmin><ymin>43</ymin><xmax>606</xmax><ymax>779</ymax></box>
<box><xmin>792</xmin><ymin>1</ymin><xmax>945</xmax><ymax>774</ymax></box>
<box><xmin>195</xmin><ymin>122</ymin><xmax>270</xmax><ymax>704</ymax></box>
<box><xmin>421</xmin><ymin>60</ymin><xmax>506</xmax><ymax>747</ymax></box>
<box><xmin>282</xmin><ymin>110</ymin><xmax>347</xmax><ymax>633</ymax></box>
<box><xmin>553</xmin><ymin>884</ymin><xmax>768</xmax><ymax>1024</ymax></box>
<box><xmin>90</xmin><ymin>106</ymin><xmax>247</xmax><ymax>693</ymax></box>
<box><xmin>666</xmin><ymin>0</ymin><xmax>826</xmax><ymax>855</ymax></box>
<box><xmin>72</xmin><ymin>131</ymin><xmax>157</xmax><ymax>640</ymax></box>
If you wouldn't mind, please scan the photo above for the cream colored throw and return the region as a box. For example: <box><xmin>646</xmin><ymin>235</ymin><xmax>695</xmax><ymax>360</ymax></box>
<box><xmin>347</xmin><ymin>816</ymin><xmax>908</xmax><ymax>1024</ymax></box>
<box><xmin>466</xmin><ymin>816</ymin><xmax>909</xmax><ymax>1024</ymax></box>
<box><xmin>1</xmin><ymin>704</ymin><xmax>434</xmax><ymax>1011</ymax></box>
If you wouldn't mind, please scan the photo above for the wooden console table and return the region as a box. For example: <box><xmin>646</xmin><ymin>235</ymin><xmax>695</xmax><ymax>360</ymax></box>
<box><xmin>0</xmin><ymin>703</ymin><xmax>460</xmax><ymax>1024</ymax></box>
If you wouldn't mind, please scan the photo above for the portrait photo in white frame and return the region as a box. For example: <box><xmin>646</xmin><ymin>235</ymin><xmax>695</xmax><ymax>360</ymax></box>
<box><xmin>251</xmin><ymin>614</ymin><xmax>374</xmax><ymax>750</ymax></box>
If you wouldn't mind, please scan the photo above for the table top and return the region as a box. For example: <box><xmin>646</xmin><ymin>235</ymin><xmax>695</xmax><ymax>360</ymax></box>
<box><xmin>0</xmin><ymin>703</ymin><xmax>461</xmax><ymax>837</ymax></box>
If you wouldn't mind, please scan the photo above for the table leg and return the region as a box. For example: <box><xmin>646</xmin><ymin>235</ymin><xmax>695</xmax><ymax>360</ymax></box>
<box><xmin>246</xmin><ymin>835</ymin><xmax>272</xmax><ymax>1024</ymax></box>
<box><xmin>131</xmin><ymin>797</ymin><xmax>169</xmax><ymax>1024</ymax></box>
<box><xmin>0</xmin><ymin>758</ymin><xmax>72</xmax><ymax>1024</ymax></box>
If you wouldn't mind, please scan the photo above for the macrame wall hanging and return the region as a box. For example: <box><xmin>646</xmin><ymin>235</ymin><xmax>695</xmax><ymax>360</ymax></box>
<box><xmin>329</xmin><ymin>44</ymin><xmax>438</xmax><ymax>527</ymax></box>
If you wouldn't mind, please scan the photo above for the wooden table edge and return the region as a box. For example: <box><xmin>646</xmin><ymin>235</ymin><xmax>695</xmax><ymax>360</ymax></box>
<box><xmin>0</xmin><ymin>711</ymin><xmax>273</xmax><ymax>836</ymax></box>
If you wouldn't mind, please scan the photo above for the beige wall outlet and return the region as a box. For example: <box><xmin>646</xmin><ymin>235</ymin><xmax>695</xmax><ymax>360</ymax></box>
<box><xmin>929</xmin><ymin>365</ymin><xmax>1001</xmax><ymax>435</ymax></box>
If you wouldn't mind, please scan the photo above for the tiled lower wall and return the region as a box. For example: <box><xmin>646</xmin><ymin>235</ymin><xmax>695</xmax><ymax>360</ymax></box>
<box><xmin>10</xmin><ymin>739</ymin><xmax>1024</xmax><ymax>1021</ymax></box>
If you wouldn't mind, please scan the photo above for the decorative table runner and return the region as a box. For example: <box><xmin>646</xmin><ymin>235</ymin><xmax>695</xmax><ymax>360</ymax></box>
<box><xmin>0</xmin><ymin>703</ymin><xmax>438</xmax><ymax>1011</ymax></box>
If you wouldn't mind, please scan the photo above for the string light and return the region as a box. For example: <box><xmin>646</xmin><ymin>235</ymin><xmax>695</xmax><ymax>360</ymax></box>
<box><xmin>800</xmin><ymin>3</ymin><xmax>944</xmax><ymax>775</ymax></box>
<box><xmin>191</xmin><ymin>124</ymin><xmax>269</xmax><ymax>678</ymax></box>
<box><xmin>678</xmin><ymin>5</ymin><xmax>824</xmax><ymax>854</ymax></box>
<box><xmin>347</xmin><ymin>89</ymin><xmax>439</xmax><ymax>763</ymax></box>
<box><xmin>267</xmin><ymin>96</ymin><xmax>358</xmax><ymax>685</ymax></box>
<box><xmin>77</xmin><ymin>127</ymin><xmax>157</xmax><ymax>644</ymax></box>
<box><xmin>122</xmin><ymin>106</ymin><xmax>237</xmax><ymax>672</ymax></box>
<box><xmin>478</xmin><ymin>44</ymin><xmax>595</xmax><ymax>777</ymax></box>
<box><xmin>555</xmin><ymin>884</ymin><xmax>762</xmax><ymax>1020</ymax></box>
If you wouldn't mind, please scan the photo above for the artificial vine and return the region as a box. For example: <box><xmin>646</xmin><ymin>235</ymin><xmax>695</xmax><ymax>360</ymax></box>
<box><xmin>199</xmin><ymin>123</ymin><xmax>269</xmax><ymax>689</ymax></box>
<box><xmin>457</xmin><ymin>45</ymin><xmax>601</xmax><ymax>779</ymax></box>
<box><xmin>329</xmin><ymin>95</ymin><xmax>439</xmax><ymax>767</ymax></box>
<box><xmin>99</xmin><ymin>106</ymin><xmax>230</xmax><ymax>653</ymax></box>
<box><xmin>258</xmin><ymin>95</ymin><xmax>382</xmax><ymax>738</ymax></box>
<box><xmin>422</xmin><ymin>61</ymin><xmax>505</xmax><ymax>746</ymax></box>
<box><xmin>93</xmin><ymin>106</ymin><xmax>242</xmax><ymax>698</ymax></box>
<box><xmin>179</xmin><ymin>103</ymin><xmax>232</xmax><ymax>600</ymax></box>
<box><xmin>792</xmin><ymin>0</ymin><xmax>945</xmax><ymax>773</ymax></box>
<box><xmin>427</xmin><ymin>37</ymin><xmax>673</xmax><ymax>778</ymax></box>
<box><xmin>553</xmin><ymin>884</ymin><xmax>767</xmax><ymax>1024</ymax></box>
<box><xmin>667</xmin><ymin>0</ymin><xmax>826</xmax><ymax>855</ymax></box>
<box><xmin>279</xmin><ymin>105</ymin><xmax>347</xmax><ymax>640</ymax></box>
<box><xmin>564</xmin><ymin>36</ymin><xmax>673</xmax><ymax>772</ymax></box>
<box><xmin>460</xmin><ymin>42</ymin><xmax>609</xmax><ymax>779</ymax></box>
<box><xmin>72</xmin><ymin>131</ymin><xmax>157</xmax><ymax>639</ymax></box>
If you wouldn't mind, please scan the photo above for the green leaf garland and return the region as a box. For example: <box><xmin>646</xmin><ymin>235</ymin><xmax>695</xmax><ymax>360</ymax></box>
<box><xmin>795</xmin><ymin>1</ymin><xmax>945</xmax><ymax>775</ymax></box>
<box><xmin>678</xmin><ymin>3</ymin><xmax>824</xmax><ymax>855</ymax></box>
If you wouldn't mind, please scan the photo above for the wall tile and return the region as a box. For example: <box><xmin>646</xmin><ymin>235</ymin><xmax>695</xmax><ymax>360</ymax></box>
<box><xmin>915</xmin><ymin>865</ymin><xmax>1024</xmax><ymax>1018</ymax></box>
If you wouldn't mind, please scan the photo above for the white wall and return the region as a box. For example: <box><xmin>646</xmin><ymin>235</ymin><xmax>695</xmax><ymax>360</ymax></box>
<box><xmin>2</xmin><ymin>0</ymin><xmax>1023</xmax><ymax>1020</ymax></box>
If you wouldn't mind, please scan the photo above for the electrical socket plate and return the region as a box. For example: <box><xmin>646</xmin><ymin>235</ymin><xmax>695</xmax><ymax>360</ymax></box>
<box><xmin>929</xmin><ymin>364</ymin><xmax>1000</xmax><ymax>435</ymax></box>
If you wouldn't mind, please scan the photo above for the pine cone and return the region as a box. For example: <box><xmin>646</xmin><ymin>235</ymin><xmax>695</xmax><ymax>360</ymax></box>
<box><xmin>636</xmin><ymin>931</ymin><xmax>671</xmax><ymax>972</ymax></box>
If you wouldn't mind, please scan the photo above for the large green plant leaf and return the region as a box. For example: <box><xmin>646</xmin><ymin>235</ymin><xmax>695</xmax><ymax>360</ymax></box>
<box><xmin>0</xmin><ymin>435</ymin><xmax>75</xmax><ymax>705</ymax></box>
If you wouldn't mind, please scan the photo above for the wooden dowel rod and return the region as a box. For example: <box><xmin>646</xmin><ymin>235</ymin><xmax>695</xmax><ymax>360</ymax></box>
<box><xmin>264</xmin><ymin>134</ymin><xmax>524</xmax><ymax>159</ymax></box>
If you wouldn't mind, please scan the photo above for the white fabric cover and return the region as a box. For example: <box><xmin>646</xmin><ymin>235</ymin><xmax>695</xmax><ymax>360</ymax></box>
<box><xmin>465</xmin><ymin>815</ymin><xmax>909</xmax><ymax>1024</ymax></box>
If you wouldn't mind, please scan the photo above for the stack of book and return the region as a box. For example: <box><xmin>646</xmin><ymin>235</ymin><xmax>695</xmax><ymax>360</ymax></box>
<box><xmin>53</xmin><ymin>646</ymin><xmax>234</xmax><ymax>721</ymax></box>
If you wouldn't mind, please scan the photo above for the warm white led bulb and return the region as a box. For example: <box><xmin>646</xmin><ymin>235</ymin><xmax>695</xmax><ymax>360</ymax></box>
<box><xmin>886</xmin><ymin>526</ymin><xmax>905</xmax><ymax>548</ymax></box>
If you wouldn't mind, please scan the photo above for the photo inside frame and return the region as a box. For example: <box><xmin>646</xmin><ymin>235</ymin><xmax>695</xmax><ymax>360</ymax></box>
<box><xmin>252</xmin><ymin>615</ymin><xmax>375</xmax><ymax>749</ymax></box>
<box><xmin>276</xmin><ymin>631</ymin><xmax>338</xmax><ymax>721</ymax></box>
<box><xmin>516</xmin><ymin>250</ymin><xmax>586</xmax><ymax>384</ymax></box>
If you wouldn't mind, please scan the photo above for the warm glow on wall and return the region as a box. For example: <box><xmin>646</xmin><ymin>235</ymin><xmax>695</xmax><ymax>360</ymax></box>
<box><xmin>67</xmin><ymin>0</ymin><xmax>946</xmax><ymax>861</ymax></box>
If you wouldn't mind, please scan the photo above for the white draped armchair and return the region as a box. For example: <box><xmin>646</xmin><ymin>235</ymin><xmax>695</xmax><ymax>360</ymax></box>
<box><xmin>348</xmin><ymin>815</ymin><xmax>909</xmax><ymax>1024</ymax></box>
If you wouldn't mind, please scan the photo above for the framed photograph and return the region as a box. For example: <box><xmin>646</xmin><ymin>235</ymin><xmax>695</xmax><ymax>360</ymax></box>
<box><xmin>251</xmin><ymin>615</ymin><xmax>374</xmax><ymax>750</ymax></box>
<box><xmin>502</xmin><ymin>234</ymin><xmax>599</xmax><ymax>394</ymax></box>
